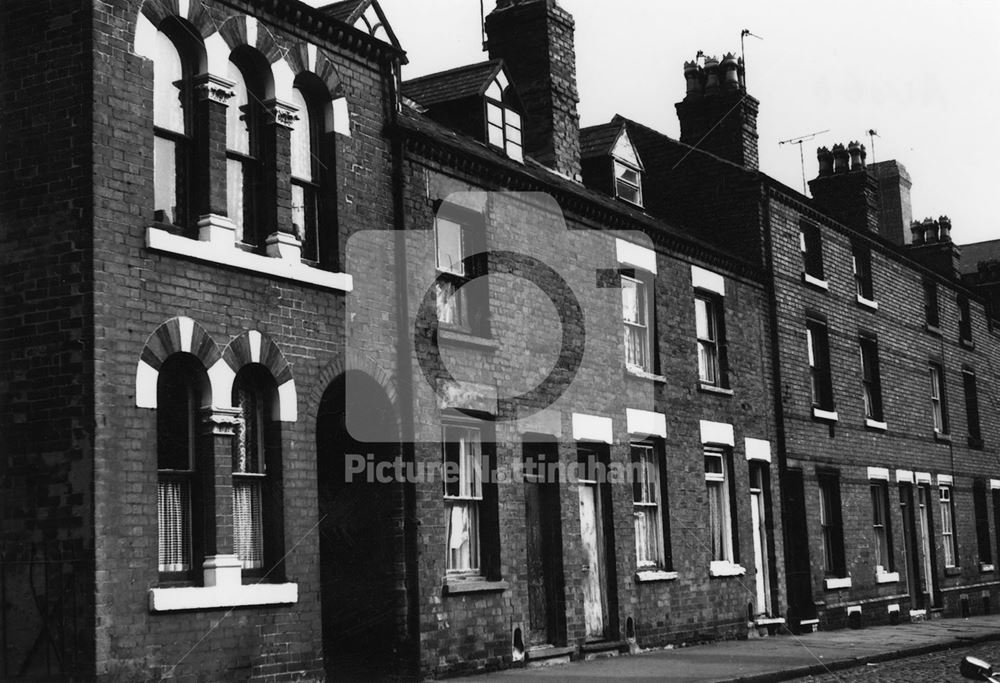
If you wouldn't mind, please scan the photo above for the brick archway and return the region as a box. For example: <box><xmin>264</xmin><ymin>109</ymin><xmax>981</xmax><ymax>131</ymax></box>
<box><xmin>135</xmin><ymin>316</ymin><xmax>221</xmax><ymax>409</ymax></box>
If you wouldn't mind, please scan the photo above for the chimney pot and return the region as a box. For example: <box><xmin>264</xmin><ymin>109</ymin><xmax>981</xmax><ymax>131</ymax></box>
<box><xmin>816</xmin><ymin>146</ymin><xmax>834</xmax><ymax>176</ymax></box>
<box><xmin>924</xmin><ymin>217</ymin><xmax>939</xmax><ymax>243</ymax></box>
<box><xmin>911</xmin><ymin>221</ymin><xmax>925</xmax><ymax>245</ymax></box>
<box><xmin>938</xmin><ymin>215</ymin><xmax>952</xmax><ymax>242</ymax></box>
<box><xmin>832</xmin><ymin>143</ymin><xmax>849</xmax><ymax>173</ymax></box>
<box><xmin>704</xmin><ymin>55</ymin><xmax>720</xmax><ymax>94</ymax></box>
<box><xmin>721</xmin><ymin>53</ymin><xmax>740</xmax><ymax>90</ymax></box>
<box><xmin>684</xmin><ymin>60</ymin><xmax>702</xmax><ymax>96</ymax></box>
<box><xmin>848</xmin><ymin>140</ymin><xmax>864</xmax><ymax>170</ymax></box>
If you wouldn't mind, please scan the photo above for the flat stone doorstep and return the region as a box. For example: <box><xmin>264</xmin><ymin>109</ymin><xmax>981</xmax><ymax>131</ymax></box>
<box><xmin>581</xmin><ymin>639</ymin><xmax>628</xmax><ymax>655</ymax></box>
<box><xmin>148</xmin><ymin>582</ymin><xmax>298</xmax><ymax>612</ymax></box>
<box><xmin>527</xmin><ymin>645</ymin><xmax>576</xmax><ymax>660</ymax></box>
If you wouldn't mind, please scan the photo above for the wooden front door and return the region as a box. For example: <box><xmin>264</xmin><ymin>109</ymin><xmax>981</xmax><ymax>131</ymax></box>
<box><xmin>524</xmin><ymin>441</ymin><xmax>565</xmax><ymax>647</ymax></box>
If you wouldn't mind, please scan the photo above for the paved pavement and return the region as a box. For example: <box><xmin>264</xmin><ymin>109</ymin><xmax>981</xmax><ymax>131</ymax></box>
<box><xmin>455</xmin><ymin>614</ymin><xmax>1000</xmax><ymax>682</ymax></box>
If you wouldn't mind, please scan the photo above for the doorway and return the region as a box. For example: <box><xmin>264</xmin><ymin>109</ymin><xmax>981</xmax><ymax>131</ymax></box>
<box><xmin>524</xmin><ymin>439</ymin><xmax>566</xmax><ymax>648</ymax></box>
<box><xmin>915</xmin><ymin>483</ymin><xmax>939</xmax><ymax>608</ymax></box>
<box><xmin>577</xmin><ymin>443</ymin><xmax>616</xmax><ymax>641</ymax></box>
<box><xmin>749</xmin><ymin>462</ymin><xmax>772</xmax><ymax>617</ymax></box>
<box><xmin>316</xmin><ymin>371</ymin><xmax>406</xmax><ymax>678</ymax></box>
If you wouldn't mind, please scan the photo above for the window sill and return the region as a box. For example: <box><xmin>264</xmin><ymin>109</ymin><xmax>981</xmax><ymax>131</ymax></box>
<box><xmin>876</xmin><ymin>571</ymin><xmax>900</xmax><ymax>584</ymax></box>
<box><xmin>802</xmin><ymin>273</ymin><xmax>829</xmax><ymax>291</ymax></box>
<box><xmin>856</xmin><ymin>295</ymin><xmax>879</xmax><ymax>311</ymax></box>
<box><xmin>824</xmin><ymin>576</ymin><xmax>852</xmax><ymax>590</ymax></box>
<box><xmin>148</xmin><ymin>582</ymin><xmax>298</xmax><ymax>612</ymax></box>
<box><xmin>698</xmin><ymin>383</ymin><xmax>734</xmax><ymax>397</ymax></box>
<box><xmin>944</xmin><ymin>566</ymin><xmax>961</xmax><ymax>577</ymax></box>
<box><xmin>635</xmin><ymin>569</ymin><xmax>678</xmax><ymax>583</ymax></box>
<box><xmin>146</xmin><ymin>226</ymin><xmax>352</xmax><ymax>292</ymax></box>
<box><xmin>709</xmin><ymin>561</ymin><xmax>746</xmax><ymax>577</ymax></box>
<box><xmin>437</xmin><ymin>327</ymin><xmax>499</xmax><ymax>351</ymax></box>
<box><xmin>865</xmin><ymin>418</ymin><xmax>888</xmax><ymax>432</ymax></box>
<box><xmin>443</xmin><ymin>578</ymin><xmax>509</xmax><ymax>595</ymax></box>
<box><xmin>961</xmin><ymin>337</ymin><xmax>976</xmax><ymax>350</ymax></box>
<box><xmin>625</xmin><ymin>367</ymin><xmax>667</xmax><ymax>383</ymax></box>
<box><xmin>934</xmin><ymin>431</ymin><xmax>952</xmax><ymax>443</ymax></box>
<box><xmin>812</xmin><ymin>407</ymin><xmax>839</xmax><ymax>422</ymax></box>
<box><xmin>981</xmin><ymin>563</ymin><xmax>995</xmax><ymax>573</ymax></box>
<box><xmin>925</xmin><ymin>324</ymin><xmax>942</xmax><ymax>336</ymax></box>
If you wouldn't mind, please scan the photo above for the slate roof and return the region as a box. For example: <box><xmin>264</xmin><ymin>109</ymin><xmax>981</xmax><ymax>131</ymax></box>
<box><xmin>579</xmin><ymin>122</ymin><xmax>623</xmax><ymax>159</ymax></box>
<box><xmin>959</xmin><ymin>239</ymin><xmax>1000</xmax><ymax>275</ymax></box>
<box><xmin>402</xmin><ymin>60</ymin><xmax>504</xmax><ymax>108</ymax></box>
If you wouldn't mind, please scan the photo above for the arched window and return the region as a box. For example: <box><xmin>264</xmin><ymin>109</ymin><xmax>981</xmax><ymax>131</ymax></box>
<box><xmin>484</xmin><ymin>72</ymin><xmax>522</xmax><ymax>163</ymax></box>
<box><xmin>152</xmin><ymin>28</ymin><xmax>194</xmax><ymax>230</ymax></box>
<box><xmin>290</xmin><ymin>86</ymin><xmax>321</xmax><ymax>262</ymax></box>
<box><xmin>232</xmin><ymin>366</ymin><xmax>282</xmax><ymax>574</ymax></box>
<box><xmin>226</xmin><ymin>59</ymin><xmax>266</xmax><ymax>248</ymax></box>
<box><xmin>157</xmin><ymin>355</ymin><xmax>208</xmax><ymax>578</ymax></box>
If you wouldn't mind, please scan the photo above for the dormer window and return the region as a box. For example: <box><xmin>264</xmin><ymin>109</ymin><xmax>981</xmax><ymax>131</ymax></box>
<box><xmin>611</xmin><ymin>127</ymin><xmax>644</xmax><ymax>207</ymax></box>
<box><xmin>485</xmin><ymin>72</ymin><xmax>523</xmax><ymax>162</ymax></box>
<box><xmin>614</xmin><ymin>161</ymin><xmax>642</xmax><ymax>206</ymax></box>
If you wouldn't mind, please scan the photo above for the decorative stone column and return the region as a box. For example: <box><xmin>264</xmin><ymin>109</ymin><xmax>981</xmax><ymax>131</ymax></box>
<box><xmin>200</xmin><ymin>406</ymin><xmax>242</xmax><ymax>587</ymax></box>
<box><xmin>193</xmin><ymin>73</ymin><xmax>238</xmax><ymax>246</ymax></box>
<box><xmin>262</xmin><ymin>98</ymin><xmax>302</xmax><ymax>261</ymax></box>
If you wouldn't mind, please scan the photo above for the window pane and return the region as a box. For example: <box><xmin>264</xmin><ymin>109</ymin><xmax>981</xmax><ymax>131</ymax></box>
<box><xmin>233</xmin><ymin>479</ymin><xmax>264</xmax><ymax>569</ymax></box>
<box><xmin>226</xmin><ymin>62</ymin><xmax>250</xmax><ymax>155</ymax></box>
<box><xmin>158</xmin><ymin>479</ymin><xmax>191</xmax><ymax>572</ymax></box>
<box><xmin>235</xmin><ymin>386</ymin><xmax>264</xmax><ymax>474</ymax></box>
<box><xmin>436</xmin><ymin>218</ymin><xmax>464</xmax><ymax>274</ymax></box>
<box><xmin>291</xmin><ymin>183</ymin><xmax>306</xmax><ymax>242</ymax></box>
<box><xmin>153</xmin><ymin>31</ymin><xmax>185</xmax><ymax>133</ymax></box>
<box><xmin>290</xmin><ymin>87</ymin><xmax>313</xmax><ymax>180</ymax></box>
<box><xmin>487</xmin><ymin>123</ymin><xmax>505</xmax><ymax>148</ymax></box>
<box><xmin>695</xmin><ymin>298</ymin><xmax>712</xmax><ymax>339</ymax></box>
<box><xmin>447</xmin><ymin>502</ymin><xmax>479</xmax><ymax>571</ymax></box>
<box><xmin>154</xmin><ymin>136</ymin><xmax>178</xmax><ymax>226</ymax></box>
<box><xmin>486</xmin><ymin>101</ymin><xmax>503</xmax><ymax>125</ymax></box>
<box><xmin>227</xmin><ymin>158</ymin><xmax>245</xmax><ymax>241</ymax></box>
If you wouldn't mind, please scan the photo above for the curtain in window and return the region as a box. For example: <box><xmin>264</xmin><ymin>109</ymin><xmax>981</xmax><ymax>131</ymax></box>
<box><xmin>707</xmin><ymin>481</ymin><xmax>723</xmax><ymax>560</ymax></box>
<box><xmin>158</xmin><ymin>479</ymin><xmax>191</xmax><ymax>572</ymax></box>
<box><xmin>152</xmin><ymin>31</ymin><xmax>186</xmax><ymax>226</ymax></box>
<box><xmin>233</xmin><ymin>481</ymin><xmax>263</xmax><ymax>569</ymax></box>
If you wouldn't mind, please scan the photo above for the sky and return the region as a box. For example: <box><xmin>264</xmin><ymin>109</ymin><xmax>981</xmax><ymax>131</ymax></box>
<box><xmin>310</xmin><ymin>0</ymin><xmax>1000</xmax><ymax>245</ymax></box>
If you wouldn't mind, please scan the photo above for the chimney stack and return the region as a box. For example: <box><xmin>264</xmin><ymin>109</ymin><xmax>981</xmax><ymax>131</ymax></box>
<box><xmin>808</xmin><ymin>140</ymin><xmax>880</xmax><ymax>234</ymax></box>
<box><xmin>907</xmin><ymin>216</ymin><xmax>961</xmax><ymax>279</ymax></box>
<box><xmin>485</xmin><ymin>0</ymin><xmax>582</xmax><ymax>179</ymax></box>
<box><xmin>869</xmin><ymin>160</ymin><xmax>913</xmax><ymax>246</ymax></box>
<box><xmin>675</xmin><ymin>52</ymin><xmax>760</xmax><ymax>169</ymax></box>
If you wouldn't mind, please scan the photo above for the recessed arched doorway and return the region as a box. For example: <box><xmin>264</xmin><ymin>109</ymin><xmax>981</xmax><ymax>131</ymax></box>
<box><xmin>316</xmin><ymin>370</ymin><xmax>406</xmax><ymax>679</ymax></box>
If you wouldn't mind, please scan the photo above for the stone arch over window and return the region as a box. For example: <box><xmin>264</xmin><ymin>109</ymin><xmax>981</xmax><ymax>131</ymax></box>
<box><xmin>285</xmin><ymin>43</ymin><xmax>352</xmax><ymax>137</ymax></box>
<box><xmin>134</xmin><ymin>1</ymin><xmax>215</xmax><ymax>64</ymax></box>
<box><xmin>136</xmin><ymin>316</ymin><xmax>222</xmax><ymax>409</ymax></box>
<box><xmin>310</xmin><ymin>350</ymin><xmax>398</xmax><ymax>423</ymax></box>
<box><xmin>222</xmin><ymin>331</ymin><xmax>297</xmax><ymax>421</ymax></box>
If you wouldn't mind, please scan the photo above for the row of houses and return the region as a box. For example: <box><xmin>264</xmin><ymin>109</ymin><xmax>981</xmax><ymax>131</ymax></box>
<box><xmin>2</xmin><ymin>0</ymin><xmax>1000</xmax><ymax>680</ymax></box>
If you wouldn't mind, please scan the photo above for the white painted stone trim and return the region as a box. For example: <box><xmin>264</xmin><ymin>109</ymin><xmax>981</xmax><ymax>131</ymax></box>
<box><xmin>824</xmin><ymin>576</ymin><xmax>852</xmax><ymax>590</ymax></box>
<box><xmin>149</xmin><ymin>582</ymin><xmax>298</xmax><ymax>612</ymax></box>
<box><xmin>700</xmin><ymin>420</ymin><xmax>734</xmax><ymax>447</ymax></box>
<box><xmin>915</xmin><ymin>471</ymin><xmax>932</xmax><ymax>484</ymax></box>
<box><xmin>147</xmin><ymin>227</ymin><xmax>353</xmax><ymax>292</ymax></box>
<box><xmin>709</xmin><ymin>561</ymin><xmax>746</xmax><ymax>577</ymax></box>
<box><xmin>803</xmin><ymin>273</ymin><xmax>830</xmax><ymax>291</ymax></box>
<box><xmin>745</xmin><ymin>438</ymin><xmax>771</xmax><ymax>463</ymax></box>
<box><xmin>208</xmin><ymin>358</ymin><xmax>236</xmax><ymax>410</ymax></box>
<box><xmin>635</xmin><ymin>570</ymin><xmax>678</xmax><ymax>582</ymax></box>
<box><xmin>517</xmin><ymin>408</ymin><xmax>562</xmax><ymax>437</ymax></box>
<box><xmin>888</xmin><ymin>603</ymin><xmax>900</xmax><ymax>613</ymax></box>
<box><xmin>626</xmin><ymin>408</ymin><xmax>666</xmax><ymax>438</ymax></box>
<box><xmin>277</xmin><ymin>379</ymin><xmax>297</xmax><ymax>422</ymax></box>
<box><xmin>136</xmin><ymin>360</ymin><xmax>158</xmax><ymax>408</ymax></box>
<box><xmin>857</xmin><ymin>295</ymin><xmax>879</xmax><ymax>310</ymax></box>
<box><xmin>812</xmin><ymin>407</ymin><xmax>839</xmax><ymax>422</ymax></box>
<box><xmin>691</xmin><ymin>265</ymin><xmax>725</xmax><ymax>296</ymax></box>
<box><xmin>867</xmin><ymin>467</ymin><xmax>890</xmax><ymax>481</ymax></box>
<box><xmin>615</xmin><ymin>238</ymin><xmax>657</xmax><ymax>274</ymax></box>
<box><xmin>572</xmin><ymin>413</ymin><xmax>613</xmax><ymax>444</ymax></box>
<box><xmin>876</xmin><ymin>571</ymin><xmax>900</xmax><ymax>584</ymax></box>
<box><xmin>896</xmin><ymin>469</ymin><xmax>915</xmax><ymax>484</ymax></box>
<box><xmin>991</xmin><ymin>479</ymin><xmax>1000</xmax><ymax>491</ymax></box>
<box><xmin>847</xmin><ymin>605</ymin><xmax>861</xmax><ymax>615</ymax></box>
<box><xmin>865</xmin><ymin>418</ymin><xmax>888</xmax><ymax>431</ymax></box>
<box><xmin>937</xmin><ymin>474</ymin><xmax>954</xmax><ymax>486</ymax></box>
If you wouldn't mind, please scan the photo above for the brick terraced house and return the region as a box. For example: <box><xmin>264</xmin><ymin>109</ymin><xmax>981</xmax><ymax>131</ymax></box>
<box><xmin>0</xmin><ymin>0</ymin><xmax>994</xmax><ymax>681</ymax></box>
